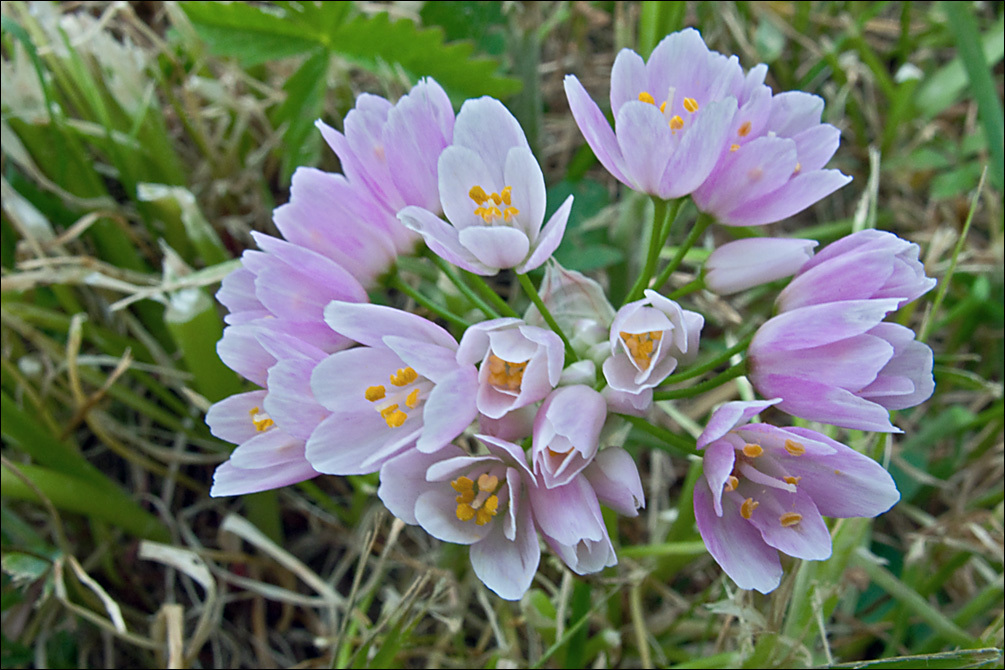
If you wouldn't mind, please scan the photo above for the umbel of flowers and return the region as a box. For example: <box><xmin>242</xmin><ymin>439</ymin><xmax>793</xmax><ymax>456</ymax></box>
<box><xmin>207</xmin><ymin>30</ymin><xmax>935</xmax><ymax>601</ymax></box>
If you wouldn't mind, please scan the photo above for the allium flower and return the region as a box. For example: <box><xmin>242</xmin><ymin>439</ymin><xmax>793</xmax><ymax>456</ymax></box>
<box><xmin>272</xmin><ymin>79</ymin><xmax>455</xmax><ymax>287</ymax></box>
<box><xmin>748</xmin><ymin>300</ymin><xmax>935</xmax><ymax>432</ymax></box>
<box><xmin>531</xmin><ymin>385</ymin><xmax>607</xmax><ymax>488</ymax></box>
<box><xmin>694</xmin><ymin>400</ymin><xmax>900</xmax><ymax>593</ymax></box>
<box><xmin>776</xmin><ymin>229</ymin><xmax>937</xmax><ymax>312</ymax></box>
<box><xmin>748</xmin><ymin>230</ymin><xmax>936</xmax><ymax>431</ymax></box>
<box><xmin>524</xmin><ymin>261</ymin><xmax>615</xmax><ymax>361</ymax></box>
<box><xmin>398</xmin><ymin>97</ymin><xmax>573</xmax><ymax>275</ymax></box>
<box><xmin>691</xmin><ymin>89</ymin><xmax>852</xmax><ymax>226</ymax></box>
<box><xmin>703</xmin><ymin>238</ymin><xmax>817</xmax><ymax>295</ymax></box>
<box><xmin>305</xmin><ymin>302</ymin><xmax>479</xmax><ymax>475</ymax></box>
<box><xmin>456</xmin><ymin>318</ymin><xmax>565</xmax><ymax>420</ymax></box>
<box><xmin>564</xmin><ymin>28</ymin><xmax>741</xmax><ymax>199</ymax></box>
<box><xmin>378</xmin><ymin>437</ymin><xmax>540</xmax><ymax>600</ymax></box>
<box><xmin>602</xmin><ymin>289</ymin><xmax>704</xmax><ymax>401</ymax></box>
<box><xmin>215</xmin><ymin>235</ymin><xmax>368</xmax><ymax>385</ymax></box>
<box><xmin>208</xmin><ymin>335</ymin><xmax>329</xmax><ymax>496</ymax></box>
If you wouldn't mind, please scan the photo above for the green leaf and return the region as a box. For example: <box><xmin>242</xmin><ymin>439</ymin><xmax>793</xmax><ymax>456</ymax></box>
<box><xmin>328</xmin><ymin>12</ymin><xmax>521</xmax><ymax>99</ymax></box>
<box><xmin>272</xmin><ymin>47</ymin><xmax>330</xmax><ymax>183</ymax></box>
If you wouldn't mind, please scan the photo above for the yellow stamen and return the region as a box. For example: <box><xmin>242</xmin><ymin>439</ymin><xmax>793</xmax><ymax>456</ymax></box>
<box><xmin>784</xmin><ymin>439</ymin><xmax>805</xmax><ymax>456</ymax></box>
<box><xmin>365</xmin><ymin>385</ymin><xmax>386</xmax><ymax>402</ymax></box>
<box><xmin>500</xmin><ymin>186</ymin><xmax>512</xmax><ymax>205</ymax></box>
<box><xmin>740</xmin><ymin>497</ymin><xmax>759</xmax><ymax>519</ymax></box>
<box><xmin>476</xmin><ymin>495</ymin><xmax>499</xmax><ymax>525</ymax></box>
<box><xmin>730</xmin><ymin>143</ymin><xmax>740</xmax><ymax>152</ymax></box>
<box><xmin>405</xmin><ymin>388</ymin><xmax>421</xmax><ymax>409</ymax></box>
<box><xmin>453</xmin><ymin>473</ymin><xmax>502</xmax><ymax>524</ymax></box>
<box><xmin>779</xmin><ymin>512</ymin><xmax>802</xmax><ymax>527</ymax></box>
<box><xmin>456</xmin><ymin>503</ymin><xmax>476</xmax><ymax>521</ymax></box>
<box><xmin>469</xmin><ymin>185</ymin><xmax>489</xmax><ymax>204</ymax></box>
<box><xmin>793</xmin><ymin>162</ymin><xmax>802</xmax><ymax>174</ymax></box>
<box><xmin>390</xmin><ymin>367</ymin><xmax>418</xmax><ymax>386</ymax></box>
<box><xmin>638</xmin><ymin>91</ymin><xmax>656</xmax><ymax>105</ymax></box>
<box><xmin>248</xmin><ymin>407</ymin><xmax>274</xmax><ymax>432</ymax></box>
<box><xmin>724</xmin><ymin>475</ymin><xmax>739</xmax><ymax>492</ymax></box>
<box><xmin>619</xmin><ymin>330</ymin><xmax>663</xmax><ymax>371</ymax></box>
<box><xmin>669</xmin><ymin>114</ymin><xmax>684</xmax><ymax>130</ymax></box>
<box><xmin>738</xmin><ymin>120</ymin><xmax>752</xmax><ymax>137</ymax></box>
<box><xmin>477</xmin><ymin>473</ymin><xmax>499</xmax><ymax>491</ymax></box>
<box><xmin>503</xmin><ymin>206</ymin><xmax>520</xmax><ymax>222</ymax></box>
<box><xmin>742</xmin><ymin>443</ymin><xmax>763</xmax><ymax>458</ymax></box>
<box><xmin>783</xmin><ymin>475</ymin><xmax>802</xmax><ymax>486</ymax></box>
<box><xmin>486</xmin><ymin>354</ymin><xmax>528</xmax><ymax>392</ymax></box>
<box><xmin>683</xmin><ymin>97</ymin><xmax>699</xmax><ymax>113</ymax></box>
<box><xmin>380</xmin><ymin>404</ymin><xmax>407</xmax><ymax>428</ymax></box>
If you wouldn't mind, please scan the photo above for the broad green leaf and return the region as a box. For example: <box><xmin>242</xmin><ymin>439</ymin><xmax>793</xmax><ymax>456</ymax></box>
<box><xmin>179</xmin><ymin>1</ymin><xmax>324</xmax><ymax>65</ymax></box>
<box><xmin>272</xmin><ymin>47</ymin><xmax>330</xmax><ymax>183</ymax></box>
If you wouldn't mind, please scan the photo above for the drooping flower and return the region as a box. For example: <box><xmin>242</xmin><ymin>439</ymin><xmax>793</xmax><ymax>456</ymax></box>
<box><xmin>776</xmin><ymin>229</ymin><xmax>937</xmax><ymax>312</ymax></box>
<box><xmin>377</xmin><ymin>437</ymin><xmax>540</xmax><ymax>600</ymax></box>
<box><xmin>691</xmin><ymin>89</ymin><xmax>852</xmax><ymax>226</ymax></box>
<box><xmin>748</xmin><ymin>230</ymin><xmax>936</xmax><ymax>431</ymax></box>
<box><xmin>531</xmin><ymin>385</ymin><xmax>607</xmax><ymax>489</ymax></box>
<box><xmin>694</xmin><ymin>400</ymin><xmax>900</xmax><ymax>593</ymax></box>
<box><xmin>305</xmin><ymin>302</ymin><xmax>479</xmax><ymax>475</ymax></box>
<box><xmin>456</xmin><ymin>318</ymin><xmax>565</xmax><ymax>420</ymax></box>
<box><xmin>564</xmin><ymin>28</ymin><xmax>741</xmax><ymax>199</ymax></box>
<box><xmin>398</xmin><ymin>97</ymin><xmax>573</xmax><ymax>275</ymax></box>
<box><xmin>703</xmin><ymin>238</ymin><xmax>817</xmax><ymax>295</ymax></box>
<box><xmin>602</xmin><ymin>289</ymin><xmax>704</xmax><ymax>406</ymax></box>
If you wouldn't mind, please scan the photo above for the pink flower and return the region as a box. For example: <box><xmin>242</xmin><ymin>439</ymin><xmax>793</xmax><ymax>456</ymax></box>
<box><xmin>398</xmin><ymin>97</ymin><xmax>573</xmax><ymax>275</ymax></box>
<box><xmin>694</xmin><ymin>400</ymin><xmax>900</xmax><ymax>593</ymax></box>
<box><xmin>531</xmin><ymin>386</ymin><xmax>607</xmax><ymax>488</ymax></box>
<box><xmin>305</xmin><ymin>302</ymin><xmax>479</xmax><ymax>475</ymax></box>
<box><xmin>564</xmin><ymin>28</ymin><xmax>741</xmax><ymax>198</ymax></box>
<box><xmin>456</xmin><ymin>318</ymin><xmax>565</xmax><ymax>420</ymax></box>
<box><xmin>602</xmin><ymin>289</ymin><xmax>704</xmax><ymax>401</ymax></box>
<box><xmin>703</xmin><ymin>238</ymin><xmax>817</xmax><ymax>295</ymax></box>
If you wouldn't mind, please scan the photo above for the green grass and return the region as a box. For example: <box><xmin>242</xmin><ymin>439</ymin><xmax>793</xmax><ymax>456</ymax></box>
<box><xmin>1</xmin><ymin>1</ymin><xmax>1002</xmax><ymax>668</ymax></box>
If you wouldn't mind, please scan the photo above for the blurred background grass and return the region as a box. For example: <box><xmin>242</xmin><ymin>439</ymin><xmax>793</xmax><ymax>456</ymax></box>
<box><xmin>1</xmin><ymin>1</ymin><xmax>1002</xmax><ymax>668</ymax></box>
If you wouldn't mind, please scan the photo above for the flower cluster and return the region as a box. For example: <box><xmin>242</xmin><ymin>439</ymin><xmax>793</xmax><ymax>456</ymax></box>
<box><xmin>208</xmin><ymin>30</ymin><xmax>936</xmax><ymax>600</ymax></box>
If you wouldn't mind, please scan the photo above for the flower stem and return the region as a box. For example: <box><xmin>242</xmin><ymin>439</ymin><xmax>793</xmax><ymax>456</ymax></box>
<box><xmin>462</xmin><ymin>270</ymin><xmax>520</xmax><ymax>318</ymax></box>
<box><xmin>653</xmin><ymin>360</ymin><xmax>748</xmax><ymax>401</ymax></box>
<box><xmin>427</xmin><ymin>252</ymin><xmax>500</xmax><ymax>320</ymax></box>
<box><xmin>662</xmin><ymin>330</ymin><xmax>755</xmax><ymax>384</ymax></box>
<box><xmin>651</xmin><ymin>211</ymin><xmax>714</xmax><ymax>293</ymax></box>
<box><xmin>666</xmin><ymin>277</ymin><xmax>705</xmax><ymax>300</ymax></box>
<box><xmin>624</xmin><ymin>197</ymin><xmax>682</xmax><ymax>304</ymax></box>
<box><xmin>516</xmin><ymin>272</ymin><xmax>578</xmax><ymax>362</ymax></box>
<box><xmin>618</xmin><ymin>414</ymin><xmax>696</xmax><ymax>456</ymax></box>
<box><xmin>388</xmin><ymin>274</ymin><xmax>472</xmax><ymax>331</ymax></box>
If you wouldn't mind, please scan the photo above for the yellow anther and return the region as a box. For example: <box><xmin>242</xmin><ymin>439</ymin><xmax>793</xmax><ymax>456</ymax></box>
<box><xmin>738</xmin><ymin>120</ymin><xmax>752</xmax><ymax>137</ymax></box>
<box><xmin>638</xmin><ymin>91</ymin><xmax>656</xmax><ymax>105</ymax></box>
<box><xmin>248</xmin><ymin>407</ymin><xmax>274</xmax><ymax>432</ymax></box>
<box><xmin>740</xmin><ymin>497</ymin><xmax>759</xmax><ymax>519</ymax></box>
<box><xmin>500</xmin><ymin>186</ymin><xmax>512</xmax><ymax>205</ymax></box>
<box><xmin>475</xmin><ymin>495</ymin><xmax>499</xmax><ymax>525</ymax></box>
<box><xmin>742</xmin><ymin>443</ymin><xmax>763</xmax><ymax>458</ymax></box>
<box><xmin>659</xmin><ymin>101</ymin><xmax>667</xmax><ymax>113</ymax></box>
<box><xmin>469</xmin><ymin>185</ymin><xmax>489</xmax><ymax>204</ymax></box>
<box><xmin>730</xmin><ymin>143</ymin><xmax>740</xmax><ymax>152</ymax></box>
<box><xmin>452</xmin><ymin>476</ymin><xmax>473</xmax><ymax>493</ymax></box>
<box><xmin>669</xmin><ymin>115</ymin><xmax>684</xmax><ymax>131</ymax></box>
<box><xmin>793</xmin><ymin>162</ymin><xmax>802</xmax><ymax>174</ymax></box>
<box><xmin>783</xmin><ymin>475</ymin><xmax>802</xmax><ymax>486</ymax></box>
<box><xmin>380</xmin><ymin>404</ymin><xmax>407</xmax><ymax>428</ymax></box>
<box><xmin>503</xmin><ymin>206</ymin><xmax>520</xmax><ymax>222</ymax></box>
<box><xmin>779</xmin><ymin>512</ymin><xmax>803</xmax><ymax>527</ymax></box>
<box><xmin>456</xmin><ymin>503</ymin><xmax>476</xmax><ymax>521</ymax></box>
<box><xmin>487</xmin><ymin>354</ymin><xmax>527</xmax><ymax>392</ymax></box>
<box><xmin>784</xmin><ymin>439</ymin><xmax>805</xmax><ymax>456</ymax></box>
<box><xmin>477</xmin><ymin>473</ymin><xmax>499</xmax><ymax>492</ymax></box>
<box><xmin>683</xmin><ymin>97</ymin><xmax>699</xmax><ymax>113</ymax></box>
<box><xmin>365</xmin><ymin>385</ymin><xmax>386</xmax><ymax>402</ymax></box>
<box><xmin>619</xmin><ymin>331</ymin><xmax>663</xmax><ymax>371</ymax></box>
<box><xmin>725</xmin><ymin>475</ymin><xmax>739</xmax><ymax>492</ymax></box>
<box><xmin>390</xmin><ymin>367</ymin><xmax>417</xmax><ymax>387</ymax></box>
<box><xmin>406</xmin><ymin>388</ymin><xmax>421</xmax><ymax>409</ymax></box>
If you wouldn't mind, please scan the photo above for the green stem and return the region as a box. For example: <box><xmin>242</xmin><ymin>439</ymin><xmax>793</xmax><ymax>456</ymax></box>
<box><xmin>619</xmin><ymin>414</ymin><xmax>697</xmax><ymax>456</ymax></box>
<box><xmin>462</xmin><ymin>270</ymin><xmax>520</xmax><ymax>318</ymax></box>
<box><xmin>661</xmin><ymin>331</ymin><xmax>755</xmax><ymax>384</ymax></box>
<box><xmin>651</xmin><ymin>211</ymin><xmax>714</xmax><ymax>293</ymax></box>
<box><xmin>653</xmin><ymin>361</ymin><xmax>748</xmax><ymax>401</ymax></box>
<box><xmin>516</xmin><ymin>273</ymin><xmax>577</xmax><ymax>362</ymax></box>
<box><xmin>388</xmin><ymin>274</ymin><xmax>471</xmax><ymax>330</ymax></box>
<box><xmin>427</xmin><ymin>253</ymin><xmax>500</xmax><ymax>320</ymax></box>
<box><xmin>624</xmin><ymin>197</ymin><xmax>671</xmax><ymax>304</ymax></box>
<box><xmin>667</xmin><ymin>277</ymin><xmax>705</xmax><ymax>300</ymax></box>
